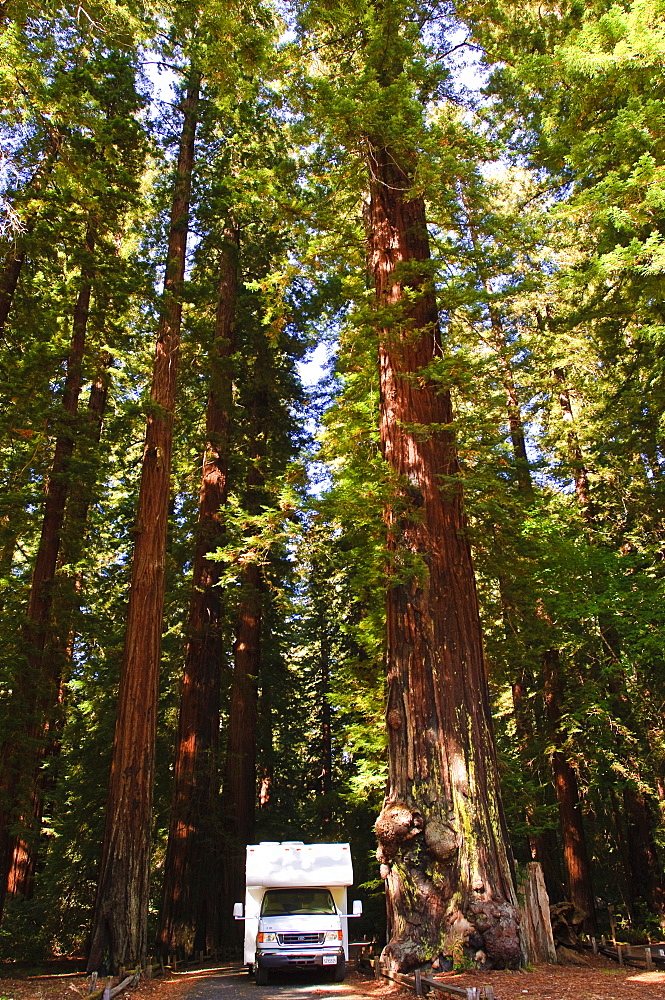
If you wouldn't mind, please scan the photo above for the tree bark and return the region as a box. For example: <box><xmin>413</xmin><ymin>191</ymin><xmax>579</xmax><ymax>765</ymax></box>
<box><xmin>0</xmin><ymin>218</ymin><xmax>95</xmax><ymax>918</ymax></box>
<box><xmin>542</xmin><ymin>650</ymin><xmax>596</xmax><ymax>931</ymax></box>
<box><xmin>367</xmin><ymin>140</ymin><xmax>520</xmax><ymax>971</ymax></box>
<box><xmin>87</xmin><ymin>68</ymin><xmax>200</xmax><ymax>974</ymax></box>
<box><xmin>158</xmin><ymin>229</ymin><xmax>239</xmax><ymax>957</ymax></box>
<box><xmin>5</xmin><ymin>361</ymin><xmax>111</xmax><ymax>901</ymax></box>
<box><xmin>220</xmin><ymin>354</ymin><xmax>272</xmax><ymax>945</ymax></box>
<box><xmin>221</xmin><ymin>558</ymin><xmax>262</xmax><ymax>948</ymax></box>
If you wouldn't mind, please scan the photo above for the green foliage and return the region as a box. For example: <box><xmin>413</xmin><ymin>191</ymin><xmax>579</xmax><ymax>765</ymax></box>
<box><xmin>1</xmin><ymin>0</ymin><xmax>665</xmax><ymax>961</ymax></box>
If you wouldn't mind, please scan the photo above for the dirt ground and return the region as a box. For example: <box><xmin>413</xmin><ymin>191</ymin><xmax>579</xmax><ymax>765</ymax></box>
<box><xmin>0</xmin><ymin>957</ymin><xmax>664</xmax><ymax>1000</ymax></box>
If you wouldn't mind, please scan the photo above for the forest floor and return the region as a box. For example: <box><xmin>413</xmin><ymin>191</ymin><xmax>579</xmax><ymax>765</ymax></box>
<box><xmin>0</xmin><ymin>957</ymin><xmax>664</xmax><ymax>1000</ymax></box>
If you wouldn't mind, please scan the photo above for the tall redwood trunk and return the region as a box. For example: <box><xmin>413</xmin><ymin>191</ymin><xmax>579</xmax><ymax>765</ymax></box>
<box><xmin>158</xmin><ymin>230</ymin><xmax>239</xmax><ymax>957</ymax></box>
<box><xmin>225</xmin><ymin>559</ymin><xmax>262</xmax><ymax>847</ymax></box>
<box><xmin>0</xmin><ymin>219</ymin><xmax>95</xmax><ymax>918</ymax></box>
<box><xmin>368</xmin><ymin>141</ymin><xmax>519</xmax><ymax>970</ymax></box>
<box><xmin>221</xmin><ymin>558</ymin><xmax>262</xmax><ymax>947</ymax></box>
<box><xmin>542</xmin><ymin>650</ymin><xmax>596</xmax><ymax>930</ymax></box>
<box><xmin>6</xmin><ymin>363</ymin><xmax>110</xmax><ymax>901</ymax></box>
<box><xmin>221</xmin><ymin>360</ymin><xmax>271</xmax><ymax>943</ymax></box>
<box><xmin>87</xmin><ymin>69</ymin><xmax>200</xmax><ymax>974</ymax></box>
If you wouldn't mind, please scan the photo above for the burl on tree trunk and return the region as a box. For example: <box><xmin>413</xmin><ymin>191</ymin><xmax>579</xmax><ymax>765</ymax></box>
<box><xmin>368</xmin><ymin>141</ymin><xmax>520</xmax><ymax>971</ymax></box>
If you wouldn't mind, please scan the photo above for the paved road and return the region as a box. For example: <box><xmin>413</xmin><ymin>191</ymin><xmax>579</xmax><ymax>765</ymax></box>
<box><xmin>166</xmin><ymin>963</ymin><xmax>367</xmax><ymax>1000</ymax></box>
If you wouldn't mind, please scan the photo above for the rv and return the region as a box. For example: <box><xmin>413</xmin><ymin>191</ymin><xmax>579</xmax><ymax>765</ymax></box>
<box><xmin>233</xmin><ymin>841</ymin><xmax>362</xmax><ymax>984</ymax></box>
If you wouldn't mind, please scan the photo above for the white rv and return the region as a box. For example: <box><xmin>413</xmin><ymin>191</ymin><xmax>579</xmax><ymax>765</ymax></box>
<box><xmin>233</xmin><ymin>841</ymin><xmax>362</xmax><ymax>985</ymax></box>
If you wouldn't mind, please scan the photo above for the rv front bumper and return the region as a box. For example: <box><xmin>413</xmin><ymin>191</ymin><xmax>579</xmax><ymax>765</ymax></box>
<box><xmin>256</xmin><ymin>949</ymin><xmax>343</xmax><ymax>969</ymax></box>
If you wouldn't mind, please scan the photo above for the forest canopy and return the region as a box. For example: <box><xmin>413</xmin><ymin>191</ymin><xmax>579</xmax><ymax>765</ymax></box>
<box><xmin>0</xmin><ymin>0</ymin><xmax>664</xmax><ymax>975</ymax></box>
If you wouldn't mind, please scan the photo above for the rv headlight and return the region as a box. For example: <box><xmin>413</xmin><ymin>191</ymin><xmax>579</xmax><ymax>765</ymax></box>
<box><xmin>325</xmin><ymin>930</ymin><xmax>343</xmax><ymax>942</ymax></box>
<box><xmin>257</xmin><ymin>932</ymin><xmax>277</xmax><ymax>944</ymax></box>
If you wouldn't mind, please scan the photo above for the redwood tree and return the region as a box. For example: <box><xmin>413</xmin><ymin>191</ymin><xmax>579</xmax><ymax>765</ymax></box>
<box><xmin>87</xmin><ymin>65</ymin><xmax>200</xmax><ymax>973</ymax></box>
<box><xmin>0</xmin><ymin>218</ymin><xmax>96</xmax><ymax>917</ymax></box>
<box><xmin>158</xmin><ymin>228</ymin><xmax>239</xmax><ymax>957</ymax></box>
<box><xmin>299</xmin><ymin>0</ymin><xmax>521</xmax><ymax>969</ymax></box>
<box><xmin>369</xmin><ymin>138</ymin><xmax>520</xmax><ymax>971</ymax></box>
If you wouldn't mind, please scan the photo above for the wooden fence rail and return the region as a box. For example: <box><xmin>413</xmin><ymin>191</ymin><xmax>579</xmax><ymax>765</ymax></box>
<box><xmin>373</xmin><ymin>958</ymin><xmax>495</xmax><ymax>1000</ymax></box>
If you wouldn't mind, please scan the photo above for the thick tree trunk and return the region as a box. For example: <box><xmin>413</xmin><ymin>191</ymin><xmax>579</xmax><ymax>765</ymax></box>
<box><xmin>367</xmin><ymin>141</ymin><xmax>520</xmax><ymax>971</ymax></box>
<box><xmin>87</xmin><ymin>69</ymin><xmax>200</xmax><ymax>974</ymax></box>
<box><xmin>226</xmin><ymin>560</ymin><xmax>262</xmax><ymax>848</ymax></box>
<box><xmin>6</xmin><ymin>362</ymin><xmax>110</xmax><ymax>901</ymax></box>
<box><xmin>542</xmin><ymin>650</ymin><xmax>596</xmax><ymax>931</ymax></box>
<box><xmin>158</xmin><ymin>230</ymin><xmax>239</xmax><ymax>957</ymax></box>
<box><xmin>0</xmin><ymin>219</ymin><xmax>95</xmax><ymax>918</ymax></box>
<box><xmin>221</xmin><ymin>355</ymin><xmax>271</xmax><ymax>944</ymax></box>
<box><xmin>221</xmin><ymin>558</ymin><xmax>262</xmax><ymax>948</ymax></box>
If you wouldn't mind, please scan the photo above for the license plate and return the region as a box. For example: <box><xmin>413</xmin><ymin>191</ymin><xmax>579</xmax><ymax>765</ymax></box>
<box><xmin>322</xmin><ymin>956</ymin><xmax>336</xmax><ymax>966</ymax></box>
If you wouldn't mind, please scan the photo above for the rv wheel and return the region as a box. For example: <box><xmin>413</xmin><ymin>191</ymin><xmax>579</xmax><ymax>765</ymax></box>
<box><xmin>255</xmin><ymin>965</ymin><xmax>269</xmax><ymax>986</ymax></box>
<box><xmin>333</xmin><ymin>957</ymin><xmax>346</xmax><ymax>982</ymax></box>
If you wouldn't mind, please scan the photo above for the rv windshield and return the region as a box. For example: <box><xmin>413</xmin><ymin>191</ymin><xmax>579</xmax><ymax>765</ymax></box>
<box><xmin>260</xmin><ymin>888</ymin><xmax>336</xmax><ymax>916</ymax></box>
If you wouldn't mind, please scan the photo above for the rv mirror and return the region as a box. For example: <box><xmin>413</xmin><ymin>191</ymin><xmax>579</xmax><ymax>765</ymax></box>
<box><xmin>352</xmin><ymin>900</ymin><xmax>362</xmax><ymax>916</ymax></box>
<box><xmin>233</xmin><ymin>902</ymin><xmax>244</xmax><ymax>919</ymax></box>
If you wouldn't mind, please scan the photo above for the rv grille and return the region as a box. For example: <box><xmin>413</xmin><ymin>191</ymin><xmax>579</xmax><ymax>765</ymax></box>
<box><xmin>278</xmin><ymin>933</ymin><xmax>324</xmax><ymax>945</ymax></box>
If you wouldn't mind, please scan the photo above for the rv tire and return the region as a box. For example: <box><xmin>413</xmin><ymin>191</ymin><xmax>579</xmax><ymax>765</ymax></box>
<box><xmin>333</xmin><ymin>958</ymin><xmax>346</xmax><ymax>982</ymax></box>
<box><xmin>255</xmin><ymin>965</ymin><xmax>269</xmax><ymax>986</ymax></box>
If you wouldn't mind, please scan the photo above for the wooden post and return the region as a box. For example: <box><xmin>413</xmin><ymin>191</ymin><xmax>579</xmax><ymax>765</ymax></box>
<box><xmin>89</xmin><ymin>972</ymin><xmax>98</xmax><ymax>994</ymax></box>
<box><xmin>374</xmin><ymin>956</ymin><xmax>381</xmax><ymax>980</ymax></box>
<box><xmin>625</xmin><ymin>942</ymin><xmax>632</xmax><ymax>957</ymax></box>
<box><xmin>103</xmin><ymin>977</ymin><xmax>112</xmax><ymax>1000</ymax></box>
<box><xmin>601</xmin><ymin>935</ymin><xmax>606</xmax><ymax>946</ymax></box>
<box><xmin>646</xmin><ymin>947</ymin><xmax>653</xmax><ymax>971</ymax></box>
<box><xmin>414</xmin><ymin>969</ymin><xmax>423</xmax><ymax>997</ymax></box>
<box><xmin>617</xmin><ymin>944</ymin><xmax>624</xmax><ymax>967</ymax></box>
<box><xmin>591</xmin><ymin>937</ymin><xmax>598</xmax><ymax>955</ymax></box>
<box><xmin>483</xmin><ymin>988</ymin><xmax>495</xmax><ymax>1000</ymax></box>
<box><xmin>609</xmin><ymin>904</ymin><xmax>617</xmax><ymax>946</ymax></box>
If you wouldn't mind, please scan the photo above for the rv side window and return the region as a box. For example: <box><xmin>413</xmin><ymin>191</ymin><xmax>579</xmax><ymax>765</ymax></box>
<box><xmin>260</xmin><ymin>888</ymin><xmax>336</xmax><ymax>916</ymax></box>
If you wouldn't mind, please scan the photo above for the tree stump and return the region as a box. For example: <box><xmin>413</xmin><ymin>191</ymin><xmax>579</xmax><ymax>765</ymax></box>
<box><xmin>517</xmin><ymin>862</ymin><xmax>557</xmax><ymax>964</ymax></box>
